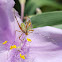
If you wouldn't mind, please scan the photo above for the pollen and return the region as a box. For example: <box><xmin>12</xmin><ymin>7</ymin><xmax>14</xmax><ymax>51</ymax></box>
<box><xmin>27</xmin><ymin>38</ymin><xmax>32</xmax><ymax>42</ymax></box>
<box><xmin>28</xmin><ymin>23</ymin><xmax>31</xmax><ymax>26</ymax></box>
<box><xmin>10</xmin><ymin>45</ymin><xmax>16</xmax><ymax>50</ymax></box>
<box><xmin>3</xmin><ymin>41</ymin><xmax>8</xmax><ymax>44</ymax></box>
<box><xmin>20</xmin><ymin>54</ymin><xmax>25</xmax><ymax>59</ymax></box>
<box><xmin>17</xmin><ymin>46</ymin><xmax>20</xmax><ymax>49</ymax></box>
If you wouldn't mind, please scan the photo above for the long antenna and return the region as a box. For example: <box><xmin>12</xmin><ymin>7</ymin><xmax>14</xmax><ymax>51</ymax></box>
<box><xmin>15</xmin><ymin>16</ymin><xmax>22</xmax><ymax>31</ymax></box>
<box><xmin>14</xmin><ymin>9</ymin><xmax>23</xmax><ymax>31</ymax></box>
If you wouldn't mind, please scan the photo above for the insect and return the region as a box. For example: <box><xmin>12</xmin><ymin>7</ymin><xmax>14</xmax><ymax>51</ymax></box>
<box><xmin>15</xmin><ymin>15</ymin><xmax>34</xmax><ymax>41</ymax></box>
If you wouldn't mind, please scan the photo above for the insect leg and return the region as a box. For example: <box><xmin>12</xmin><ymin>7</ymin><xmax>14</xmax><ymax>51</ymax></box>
<box><xmin>15</xmin><ymin>30</ymin><xmax>22</xmax><ymax>35</ymax></box>
<box><xmin>28</xmin><ymin>29</ymin><xmax>34</xmax><ymax>31</ymax></box>
<box><xmin>28</xmin><ymin>32</ymin><xmax>33</xmax><ymax>35</ymax></box>
<box><xmin>14</xmin><ymin>10</ymin><xmax>23</xmax><ymax>32</ymax></box>
<box><xmin>19</xmin><ymin>33</ymin><xmax>23</xmax><ymax>41</ymax></box>
<box><xmin>16</xmin><ymin>30</ymin><xmax>22</xmax><ymax>32</ymax></box>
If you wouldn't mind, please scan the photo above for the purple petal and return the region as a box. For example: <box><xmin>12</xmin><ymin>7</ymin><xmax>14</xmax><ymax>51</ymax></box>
<box><xmin>0</xmin><ymin>0</ymin><xmax>14</xmax><ymax>6</ymax></box>
<box><xmin>0</xmin><ymin>4</ymin><xmax>28</xmax><ymax>61</ymax></box>
<box><xmin>0</xmin><ymin>0</ymin><xmax>15</xmax><ymax>51</ymax></box>
<box><xmin>0</xmin><ymin>0</ymin><xmax>28</xmax><ymax>62</ymax></box>
<box><xmin>0</xmin><ymin>9</ymin><xmax>22</xmax><ymax>51</ymax></box>
<box><xmin>27</xmin><ymin>26</ymin><xmax>62</xmax><ymax>62</ymax></box>
<box><xmin>0</xmin><ymin>0</ymin><xmax>15</xmax><ymax>22</ymax></box>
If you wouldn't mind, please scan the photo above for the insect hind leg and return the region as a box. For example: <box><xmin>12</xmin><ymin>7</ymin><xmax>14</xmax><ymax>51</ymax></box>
<box><xmin>28</xmin><ymin>29</ymin><xmax>34</xmax><ymax>31</ymax></box>
<box><xmin>19</xmin><ymin>33</ymin><xmax>23</xmax><ymax>41</ymax></box>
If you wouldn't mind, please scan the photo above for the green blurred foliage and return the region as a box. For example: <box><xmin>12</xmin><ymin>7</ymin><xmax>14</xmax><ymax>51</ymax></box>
<box><xmin>14</xmin><ymin>0</ymin><xmax>21</xmax><ymax>15</ymax></box>
<box><xmin>25</xmin><ymin>0</ymin><xmax>62</xmax><ymax>15</ymax></box>
<box><xmin>14</xmin><ymin>0</ymin><xmax>62</xmax><ymax>15</ymax></box>
<box><xmin>31</xmin><ymin>11</ymin><xmax>62</xmax><ymax>28</ymax></box>
<box><xmin>14</xmin><ymin>0</ymin><xmax>62</xmax><ymax>29</ymax></box>
<box><xmin>53</xmin><ymin>24</ymin><xmax>62</xmax><ymax>29</ymax></box>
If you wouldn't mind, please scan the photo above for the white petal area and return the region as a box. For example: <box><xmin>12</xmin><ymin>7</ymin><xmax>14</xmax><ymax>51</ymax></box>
<box><xmin>28</xmin><ymin>49</ymin><xmax>62</xmax><ymax>62</ymax></box>
<box><xmin>0</xmin><ymin>50</ymin><xmax>11</xmax><ymax>62</ymax></box>
<box><xmin>27</xmin><ymin>26</ymin><xmax>62</xmax><ymax>47</ymax></box>
<box><xmin>27</xmin><ymin>26</ymin><xmax>62</xmax><ymax>62</ymax></box>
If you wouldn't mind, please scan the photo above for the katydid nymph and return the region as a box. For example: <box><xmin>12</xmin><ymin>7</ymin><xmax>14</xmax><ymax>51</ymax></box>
<box><xmin>15</xmin><ymin>16</ymin><xmax>34</xmax><ymax>41</ymax></box>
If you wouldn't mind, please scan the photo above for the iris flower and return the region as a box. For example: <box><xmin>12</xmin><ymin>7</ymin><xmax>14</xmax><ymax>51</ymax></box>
<box><xmin>0</xmin><ymin>0</ymin><xmax>62</xmax><ymax>62</ymax></box>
